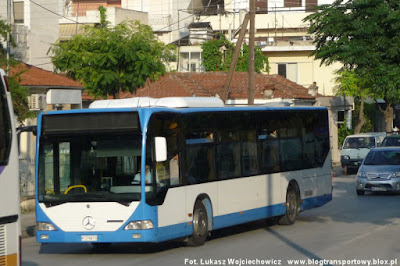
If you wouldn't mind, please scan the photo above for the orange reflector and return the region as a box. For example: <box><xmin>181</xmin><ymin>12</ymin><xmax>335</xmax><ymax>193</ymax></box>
<box><xmin>188</xmin><ymin>222</ymin><xmax>192</xmax><ymax>225</ymax></box>
<box><xmin>240</xmin><ymin>211</ymin><xmax>243</xmax><ymax>215</ymax></box>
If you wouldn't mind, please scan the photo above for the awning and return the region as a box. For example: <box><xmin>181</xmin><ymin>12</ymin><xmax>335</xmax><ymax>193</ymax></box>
<box><xmin>59</xmin><ymin>24</ymin><xmax>95</xmax><ymax>39</ymax></box>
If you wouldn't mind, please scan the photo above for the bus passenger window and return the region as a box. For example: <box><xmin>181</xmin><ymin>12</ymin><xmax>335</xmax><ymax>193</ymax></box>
<box><xmin>169</xmin><ymin>155</ymin><xmax>179</xmax><ymax>186</ymax></box>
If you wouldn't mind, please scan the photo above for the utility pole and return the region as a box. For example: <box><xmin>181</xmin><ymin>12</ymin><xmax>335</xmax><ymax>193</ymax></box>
<box><xmin>219</xmin><ymin>14</ymin><xmax>250</xmax><ymax>103</ymax></box>
<box><xmin>6</xmin><ymin>0</ymin><xmax>11</xmax><ymax>73</ymax></box>
<box><xmin>248</xmin><ymin>0</ymin><xmax>255</xmax><ymax>105</ymax></box>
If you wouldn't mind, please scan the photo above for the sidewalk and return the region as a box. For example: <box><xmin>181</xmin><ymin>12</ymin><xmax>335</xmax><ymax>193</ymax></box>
<box><xmin>21</xmin><ymin>210</ymin><xmax>36</xmax><ymax>238</ymax></box>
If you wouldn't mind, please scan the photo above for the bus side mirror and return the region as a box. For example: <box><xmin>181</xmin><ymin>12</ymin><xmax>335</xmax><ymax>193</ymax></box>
<box><xmin>155</xmin><ymin>137</ymin><xmax>167</xmax><ymax>162</ymax></box>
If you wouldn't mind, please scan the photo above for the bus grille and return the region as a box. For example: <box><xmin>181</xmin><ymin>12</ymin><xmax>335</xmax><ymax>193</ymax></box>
<box><xmin>0</xmin><ymin>225</ymin><xmax>6</xmax><ymax>266</ymax></box>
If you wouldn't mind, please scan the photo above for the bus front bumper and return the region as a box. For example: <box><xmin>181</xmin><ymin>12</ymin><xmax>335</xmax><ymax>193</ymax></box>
<box><xmin>36</xmin><ymin>229</ymin><xmax>159</xmax><ymax>243</ymax></box>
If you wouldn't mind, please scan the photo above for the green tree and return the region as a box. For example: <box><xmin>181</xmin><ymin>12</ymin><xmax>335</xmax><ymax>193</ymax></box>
<box><xmin>51</xmin><ymin>7</ymin><xmax>175</xmax><ymax>99</ymax></box>
<box><xmin>0</xmin><ymin>20</ymin><xmax>34</xmax><ymax>124</ymax></box>
<box><xmin>334</xmin><ymin>70</ymin><xmax>373</xmax><ymax>134</ymax></box>
<box><xmin>0</xmin><ymin>19</ymin><xmax>14</xmax><ymax>53</ymax></box>
<box><xmin>338</xmin><ymin>117</ymin><xmax>354</xmax><ymax>148</ymax></box>
<box><xmin>201</xmin><ymin>36</ymin><xmax>270</xmax><ymax>73</ymax></box>
<box><xmin>304</xmin><ymin>0</ymin><xmax>400</xmax><ymax>132</ymax></box>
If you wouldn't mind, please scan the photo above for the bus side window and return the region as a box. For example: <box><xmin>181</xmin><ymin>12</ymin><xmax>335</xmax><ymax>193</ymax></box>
<box><xmin>169</xmin><ymin>155</ymin><xmax>179</xmax><ymax>186</ymax></box>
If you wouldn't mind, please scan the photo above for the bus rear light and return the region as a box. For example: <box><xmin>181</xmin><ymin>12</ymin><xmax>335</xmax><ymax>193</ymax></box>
<box><xmin>19</xmin><ymin>235</ymin><xmax>22</xmax><ymax>266</ymax></box>
<box><xmin>37</xmin><ymin>222</ymin><xmax>57</xmax><ymax>231</ymax></box>
<box><xmin>124</xmin><ymin>220</ymin><xmax>154</xmax><ymax>230</ymax></box>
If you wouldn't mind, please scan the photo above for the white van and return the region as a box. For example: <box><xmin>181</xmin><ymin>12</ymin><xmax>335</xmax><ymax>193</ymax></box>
<box><xmin>340</xmin><ymin>132</ymin><xmax>386</xmax><ymax>174</ymax></box>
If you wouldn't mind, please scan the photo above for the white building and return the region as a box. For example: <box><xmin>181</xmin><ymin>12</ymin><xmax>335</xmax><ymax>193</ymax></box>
<box><xmin>0</xmin><ymin>0</ymin><xmax>63</xmax><ymax>71</ymax></box>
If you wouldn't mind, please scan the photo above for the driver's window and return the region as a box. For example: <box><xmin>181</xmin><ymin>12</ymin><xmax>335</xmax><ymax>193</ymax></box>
<box><xmin>59</xmin><ymin>142</ymin><xmax>71</xmax><ymax>193</ymax></box>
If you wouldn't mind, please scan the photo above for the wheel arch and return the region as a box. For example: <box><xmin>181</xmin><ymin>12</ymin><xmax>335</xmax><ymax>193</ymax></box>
<box><xmin>194</xmin><ymin>193</ymin><xmax>213</xmax><ymax>231</ymax></box>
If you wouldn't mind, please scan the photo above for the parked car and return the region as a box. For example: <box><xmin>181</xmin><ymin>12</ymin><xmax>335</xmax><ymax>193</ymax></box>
<box><xmin>381</xmin><ymin>133</ymin><xmax>400</xmax><ymax>146</ymax></box>
<box><xmin>341</xmin><ymin>132</ymin><xmax>386</xmax><ymax>174</ymax></box>
<box><xmin>356</xmin><ymin>147</ymin><xmax>400</xmax><ymax>195</ymax></box>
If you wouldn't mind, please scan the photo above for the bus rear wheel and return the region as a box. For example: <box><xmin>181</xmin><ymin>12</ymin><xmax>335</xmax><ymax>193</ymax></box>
<box><xmin>187</xmin><ymin>201</ymin><xmax>208</xmax><ymax>246</ymax></box>
<box><xmin>278</xmin><ymin>184</ymin><xmax>300</xmax><ymax>225</ymax></box>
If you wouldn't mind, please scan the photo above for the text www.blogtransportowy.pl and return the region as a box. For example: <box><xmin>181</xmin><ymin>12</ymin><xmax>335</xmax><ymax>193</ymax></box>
<box><xmin>184</xmin><ymin>258</ymin><xmax>398</xmax><ymax>266</ymax></box>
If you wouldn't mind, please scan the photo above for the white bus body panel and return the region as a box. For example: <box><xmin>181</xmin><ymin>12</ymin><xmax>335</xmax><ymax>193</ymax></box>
<box><xmin>89</xmin><ymin>97</ymin><xmax>225</xmax><ymax>109</ymax></box>
<box><xmin>38</xmin><ymin>202</ymin><xmax>140</xmax><ymax>232</ymax></box>
<box><xmin>158</xmin><ymin>151</ymin><xmax>331</xmax><ymax>228</ymax></box>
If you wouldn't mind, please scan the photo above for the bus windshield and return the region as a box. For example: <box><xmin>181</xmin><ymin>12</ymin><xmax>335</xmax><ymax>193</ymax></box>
<box><xmin>38</xmin><ymin>133</ymin><xmax>145</xmax><ymax>206</ymax></box>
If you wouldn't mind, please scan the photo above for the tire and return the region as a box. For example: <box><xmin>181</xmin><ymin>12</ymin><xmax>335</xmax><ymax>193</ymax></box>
<box><xmin>187</xmin><ymin>200</ymin><xmax>208</xmax><ymax>246</ymax></box>
<box><xmin>278</xmin><ymin>184</ymin><xmax>300</xmax><ymax>225</ymax></box>
<box><xmin>356</xmin><ymin>190</ymin><xmax>365</xmax><ymax>196</ymax></box>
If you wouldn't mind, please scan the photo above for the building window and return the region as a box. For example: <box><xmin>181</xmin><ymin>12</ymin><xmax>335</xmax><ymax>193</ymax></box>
<box><xmin>284</xmin><ymin>0</ymin><xmax>301</xmax><ymax>7</ymax></box>
<box><xmin>277</xmin><ymin>63</ymin><xmax>297</xmax><ymax>82</ymax></box>
<box><xmin>14</xmin><ymin>2</ymin><xmax>24</xmax><ymax>24</ymax></box>
<box><xmin>179</xmin><ymin>51</ymin><xmax>203</xmax><ymax>72</ymax></box>
<box><xmin>337</xmin><ymin>110</ymin><xmax>345</xmax><ymax>123</ymax></box>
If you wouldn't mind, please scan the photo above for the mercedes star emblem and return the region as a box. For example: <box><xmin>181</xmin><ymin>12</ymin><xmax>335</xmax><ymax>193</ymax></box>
<box><xmin>82</xmin><ymin>216</ymin><xmax>95</xmax><ymax>230</ymax></box>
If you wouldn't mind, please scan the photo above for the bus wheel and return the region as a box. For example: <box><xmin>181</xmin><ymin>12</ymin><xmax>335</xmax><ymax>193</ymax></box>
<box><xmin>278</xmin><ymin>184</ymin><xmax>300</xmax><ymax>225</ymax></box>
<box><xmin>187</xmin><ymin>201</ymin><xmax>208</xmax><ymax>246</ymax></box>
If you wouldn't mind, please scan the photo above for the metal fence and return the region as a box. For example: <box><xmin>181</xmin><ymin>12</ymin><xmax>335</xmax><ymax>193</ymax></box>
<box><xmin>19</xmin><ymin>158</ymin><xmax>35</xmax><ymax>200</ymax></box>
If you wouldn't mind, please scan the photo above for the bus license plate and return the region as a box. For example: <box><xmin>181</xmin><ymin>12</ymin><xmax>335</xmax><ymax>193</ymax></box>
<box><xmin>81</xmin><ymin>235</ymin><xmax>98</xmax><ymax>241</ymax></box>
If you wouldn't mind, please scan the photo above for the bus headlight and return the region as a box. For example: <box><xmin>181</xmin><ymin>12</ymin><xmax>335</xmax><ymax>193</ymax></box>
<box><xmin>124</xmin><ymin>220</ymin><xmax>154</xmax><ymax>230</ymax></box>
<box><xmin>37</xmin><ymin>222</ymin><xmax>57</xmax><ymax>231</ymax></box>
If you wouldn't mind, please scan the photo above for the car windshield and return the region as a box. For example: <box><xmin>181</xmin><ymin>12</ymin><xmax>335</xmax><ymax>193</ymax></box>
<box><xmin>343</xmin><ymin>137</ymin><xmax>375</xmax><ymax>149</ymax></box>
<box><xmin>363</xmin><ymin>150</ymin><xmax>400</xmax><ymax>165</ymax></box>
<box><xmin>381</xmin><ymin>137</ymin><xmax>400</xmax><ymax>147</ymax></box>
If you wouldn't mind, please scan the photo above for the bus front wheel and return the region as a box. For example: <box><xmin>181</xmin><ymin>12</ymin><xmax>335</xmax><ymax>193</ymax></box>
<box><xmin>187</xmin><ymin>200</ymin><xmax>208</xmax><ymax>246</ymax></box>
<box><xmin>278</xmin><ymin>184</ymin><xmax>300</xmax><ymax>225</ymax></box>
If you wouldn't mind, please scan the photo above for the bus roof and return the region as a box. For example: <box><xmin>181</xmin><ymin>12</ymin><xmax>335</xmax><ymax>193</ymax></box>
<box><xmin>89</xmin><ymin>97</ymin><xmax>225</xmax><ymax>109</ymax></box>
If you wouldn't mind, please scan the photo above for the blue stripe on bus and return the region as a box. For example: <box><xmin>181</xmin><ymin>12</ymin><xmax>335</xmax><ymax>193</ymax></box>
<box><xmin>301</xmin><ymin>194</ymin><xmax>332</xmax><ymax>211</ymax></box>
<box><xmin>213</xmin><ymin>203</ymin><xmax>286</xmax><ymax>230</ymax></box>
<box><xmin>36</xmin><ymin>194</ymin><xmax>332</xmax><ymax>243</ymax></box>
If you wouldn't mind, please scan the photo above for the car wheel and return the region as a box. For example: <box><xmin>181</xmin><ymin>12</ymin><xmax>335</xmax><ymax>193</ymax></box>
<box><xmin>356</xmin><ymin>190</ymin><xmax>365</xmax><ymax>196</ymax></box>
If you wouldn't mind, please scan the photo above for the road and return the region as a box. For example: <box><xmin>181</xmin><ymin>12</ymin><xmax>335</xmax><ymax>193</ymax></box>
<box><xmin>22</xmin><ymin>172</ymin><xmax>400</xmax><ymax>266</ymax></box>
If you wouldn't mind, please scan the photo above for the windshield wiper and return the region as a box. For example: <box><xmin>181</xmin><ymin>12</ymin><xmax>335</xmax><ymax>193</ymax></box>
<box><xmin>42</xmin><ymin>200</ymin><xmax>67</xmax><ymax>208</ymax></box>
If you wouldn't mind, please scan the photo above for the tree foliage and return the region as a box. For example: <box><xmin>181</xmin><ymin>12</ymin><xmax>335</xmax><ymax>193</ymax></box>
<box><xmin>304</xmin><ymin>0</ymin><xmax>400</xmax><ymax>132</ymax></box>
<box><xmin>338</xmin><ymin>117</ymin><xmax>354</xmax><ymax>148</ymax></box>
<box><xmin>334</xmin><ymin>70</ymin><xmax>373</xmax><ymax>133</ymax></box>
<box><xmin>51</xmin><ymin>8</ymin><xmax>175</xmax><ymax>99</ymax></box>
<box><xmin>0</xmin><ymin>20</ymin><xmax>34</xmax><ymax>124</ymax></box>
<box><xmin>0</xmin><ymin>19</ymin><xmax>15</xmax><ymax>53</ymax></box>
<box><xmin>201</xmin><ymin>36</ymin><xmax>270</xmax><ymax>73</ymax></box>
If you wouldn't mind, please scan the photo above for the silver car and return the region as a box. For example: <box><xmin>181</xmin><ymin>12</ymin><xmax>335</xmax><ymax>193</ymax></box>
<box><xmin>356</xmin><ymin>147</ymin><xmax>400</xmax><ymax>195</ymax></box>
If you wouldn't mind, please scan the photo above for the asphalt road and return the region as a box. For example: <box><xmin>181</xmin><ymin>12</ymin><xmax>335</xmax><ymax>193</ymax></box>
<box><xmin>22</xmin><ymin>172</ymin><xmax>400</xmax><ymax>266</ymax></box>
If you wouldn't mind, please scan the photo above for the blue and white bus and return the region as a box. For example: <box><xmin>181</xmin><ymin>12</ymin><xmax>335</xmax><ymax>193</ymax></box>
<box><xmin>35</xmin><ymin>97</ymin><xmax>332</xmax><ymax>247</ymax></box>
<box><xmin>0</xmin><ymin>68</ymin><xmax>21</xmax><ymax>265</ymax></box>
